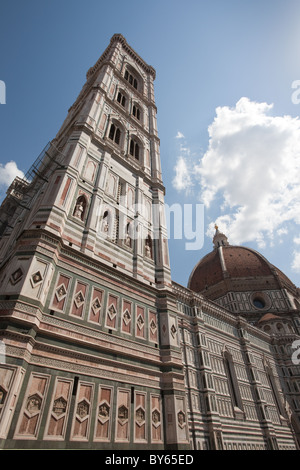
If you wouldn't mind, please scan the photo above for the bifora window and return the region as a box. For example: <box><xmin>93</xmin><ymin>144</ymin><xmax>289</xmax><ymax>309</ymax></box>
<box><xmin>129</xmin><ymin>139</ymin><xmax>139</xmax><ymax>160</ymax></box>
<box><xmin>124</xmin><ymin>70</ymin><xmax>138</xmax><ymax>89</ymax></box>
<box><xmin>132</xmin><ymin>104</ymin><xmax>140</xmax><ymax>120</ymax></box>
<box><xmin>109</xmin><ymin>123</ymin><xmax>121</xmax><ymax>145</ymax></box>
<box><xmin>117</xmin><ymin>91</ymin><xmax>126</xmax><ymax>107</ymax></box>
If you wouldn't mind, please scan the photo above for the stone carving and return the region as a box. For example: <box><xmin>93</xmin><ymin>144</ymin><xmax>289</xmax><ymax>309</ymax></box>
<box><xmin>92</xmin><ymin>298</ymin><xmax>101</xmax><ymax>315</ymax></box>
<box><xmin>101</xmin><ymin>212</ymin><xmax>109</xmax><ymax>233</ymax></box>
<box><xmin>135</xmin><ymin>407</ymin><xmax>145</xmax><ymax>426</ymax></box>
<box><xmin>118</xmin><ymin>405</ymin><xmax>128</xmax><ymax>425</ymax></box>
<box><xmin>145</xmin><ymin>244</ymin><xmax>151</xmax><ymax>257</ymax></box>
<box><xmin>74</xmin><ymin>201</ymin><xmax>84</xmax><ymax>220</ymax></box>
<box><xmin>52</xmin><ymin>397</ymin><xmax>67</xmax><ymax>417</ymax></box>
<box><xmin>152</xmin><ymin>409</ymin><xmax>161</xmax><ymax>427</ymax></box>
<box><xmin>30</xmin><ymin>271</ymin><xmax>43</xmax><ymax>287</ymax></box>
<box><xmin>123</xmin><ymin>309</ymin><xmax>131</xmax><ymax>325</ymax></box>
<box><xmin>150</xmin><ymin>319</ymin><xmax>157</xmax><ymax>335</ymax></box>
<box><xmin>10</xmin><ymin>268</ymin><xmax>23</xmax><ymax>285</ymax></box>
<box><xmin>171</xmin><ymin>324</ymin><xmax>177</xmax><ymax>338</ymax></box>
<box><xmin>77</xmin><ymin>399</ymin><xmax>89</xmax><ymax>419</ymax></box>
<box><xmin>74</xmin><ymin>291</ymin><xmax>85</xmax><ymax>308</ymax></box>
<box><xmin>125</xmin><ymin>232</ymin><xmax>132</xmax><ymax>247</ymax></box>
<box><xmin>137</xmin><ymin>314</ymin><xmax>145</xmax><ymax>330</ymax></box>
<box><xmin>145</xmin><ymin>236</ymin><xmax>152</xmax><ymax>258</ymax></box>
<box><xmin>26</xmin><ymin>394</ymin><xmax>42</xmax><ymax>416</ymax></box>
<box><xmin>177</xmin><ymin>410</ymin><xmax>186</xmax><ymax>429</ymax></box>
<box><xmin>98</xmin><ymin>401</ymin><xmax>110</xmax><ymax>424</ymax></box>
<box><xmin>55</xmin><ymin>284</ymin><xmax>67</xmax><ymax>302</ymax></box>
<box><xmin>107</xmin><ymin>304</ymin><xmax>117</xmax><ymax>321</ymax></box>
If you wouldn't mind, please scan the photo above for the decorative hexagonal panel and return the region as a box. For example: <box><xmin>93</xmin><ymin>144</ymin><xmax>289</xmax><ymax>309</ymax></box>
<box><xmin>98</xmin><ymin>401</ymin><xmax>110</xmax><ymax>424</ymax></box>
<box><xmin>52</xmin><ymin>396</ymin><xmax>67</xmax><ymax>417</ymax></box>
<box><xmin>118</xmin><ymin>405</ymin><xmax>128</xmax><ymax>425</ymax></box>
<box><xmin>152</xmin><ymin>409</ymin><xmax>161</xmax><ymax>428</ymax></box>
<box><xmin>135</xmin><ymin>406</ymin><xmax>145</xmax><ymax>426</ymax></box>
<box><xmin>26</xmin><ymin>393</ymin><xmax>42</xmax><ymax>416</ymax></box>
<box><xmin>77</xmin><ymin>399</ymin><xmax>89</xmax><ymax>420</ymax></box>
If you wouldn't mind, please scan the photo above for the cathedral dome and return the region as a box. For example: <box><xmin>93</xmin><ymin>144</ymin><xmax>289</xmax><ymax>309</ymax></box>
<box><xmin>188</xmin><ymin>226</ymin><xmax>297</xmax><ymax>301</ymax></box>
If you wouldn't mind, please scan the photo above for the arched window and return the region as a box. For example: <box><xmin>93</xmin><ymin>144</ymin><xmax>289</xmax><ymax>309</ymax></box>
<box><xmin>129</xmin><ymin>138</ymin><xmax>139</xmax><ymax>160</ymax></box>
<box><xmin>124</xmin><ymin>69</ymin><xmax>138</xmax><ymax>90</ymax></box>
<box><xmin>117</xmin><ymin>91</ymin><xmax>126</xmax><ymax>107</ymax></box>
<box><xmin>109</xmin><ymin>123</ymin><xmax>121</xmax><ymax>145</ymax></box>
<box><xmin>132</xmin><ymin>104</ymin><xmax>140</xmax><ymax>120</ymax></box>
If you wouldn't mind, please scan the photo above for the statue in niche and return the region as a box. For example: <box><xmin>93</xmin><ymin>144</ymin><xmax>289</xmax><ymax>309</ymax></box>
<box><xmin>145</xmin><ymin>235</ymin><xmax>152</xmax><ymax>258</ymax></box>
<box><xmin>124</xmin><ymin>223</ymin><xmax>132</xmax><ymax>247</ymax></box>
<box><xmin>73</xmin><ymin>195</ymin><xmax>87</xmax><ymax>221</ymax></box>
<box><xmin>125</xmin><ymin>233</ymin><xmax>131</xmax><ymax>247</ymax></box>
<box><xmin>101</xmin><ymin>211</ymin><xmax>109</xmax><ymax>233</ymax></box>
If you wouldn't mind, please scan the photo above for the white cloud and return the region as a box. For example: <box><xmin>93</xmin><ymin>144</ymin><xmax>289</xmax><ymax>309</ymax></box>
<box><xmin>0</xmin><ymin>161</ymin><xmax>24</xmax><ymax>192</ymax></box>
<box><xmin>294</xmin><ymin>236</ymin><xmax>300</xmax><ymax>245</ymax></box>
<box><xmin>292</xmin><ymin>251</ymin><xmax>300</xmax><ymax>272</ymax></box>
<box><xmin>174</xmin><ymin>97</ymin><xmax>300</xmax><ymax>248</ymax></box>
<box><xmin>175</xmin><ymin>131</ymin><xmax>185</xmax><ymax>139</ymax></box>
<box><xmin>172</xmin><ymin>156</ymin><xmax>193</xmax><ymax>192</ymax></box>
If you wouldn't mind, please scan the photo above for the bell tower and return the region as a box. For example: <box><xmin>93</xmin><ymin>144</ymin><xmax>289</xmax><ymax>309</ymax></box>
<box><xmin>0</xmin><ymin>35</ymin><xmax>189</xmax><ymax>450</ymax></box>
<box><xmin>0</xmin><ymin>34</ymin><xmax>171</xmax><ymax>288</ymax></box>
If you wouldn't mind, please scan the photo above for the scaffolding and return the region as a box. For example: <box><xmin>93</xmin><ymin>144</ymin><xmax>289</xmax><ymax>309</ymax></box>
<box><xmin>23</xmin><ymin>141</ymin><xmax>65</xmax><ymax>184</ymax></box>
<box><xmin>0</xmin><ymin>141</ymin><xmax>66</xmax><ymax>237</ymax></box>
<box><xmin>1</xmin><ymin>141</ymin><xmax>65</xmax><ymax>205</ymax></box>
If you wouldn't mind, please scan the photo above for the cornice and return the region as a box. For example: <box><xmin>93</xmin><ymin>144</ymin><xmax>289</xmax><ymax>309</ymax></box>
<box><xmin>18</xmin><ymin>229</ymin><xmax>160</xmax><ymax>299</ymax></box>
<box><xmin>87</xmin><ymin>34</ymin><xmax>156</xmax><ymax>80</ymax></box>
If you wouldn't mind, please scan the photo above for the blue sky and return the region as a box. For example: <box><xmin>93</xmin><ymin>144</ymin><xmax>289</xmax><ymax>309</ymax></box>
<box><xmin>1</xmin><ymin>0</ymin><xmax>300</xmax><ymax>288</ymax></box>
